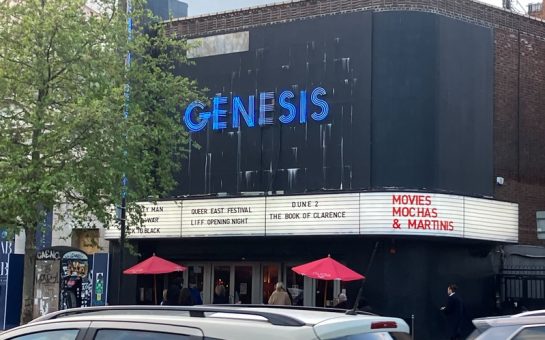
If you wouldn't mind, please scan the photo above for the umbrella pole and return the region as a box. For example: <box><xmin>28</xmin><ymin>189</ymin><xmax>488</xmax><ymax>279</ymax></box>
<box><xmin>324</xmin><ymin>280</ymin><xmax>328</xmax><ymax>307</ymax></box>
<box><xmin>347</xmin><ymin>241</ymin><xmax>380</xmax><ymax>315</ymax></box>
<box><xmin>154</xmin><ymin>274</ymin><xmax>157</xmax><ymax>305</ymax></box>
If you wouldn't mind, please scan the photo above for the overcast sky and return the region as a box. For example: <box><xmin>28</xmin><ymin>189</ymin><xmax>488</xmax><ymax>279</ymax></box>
<box><xmin>183</xmin><ymin>0</ymin><xmax>534</xmax><ymax>17</ymax></box>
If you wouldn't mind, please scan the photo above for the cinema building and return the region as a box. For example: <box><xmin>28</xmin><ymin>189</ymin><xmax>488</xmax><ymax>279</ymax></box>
<box><xmin>106</xmin><ymin>1</ymin><xmax>545</xmax><ymax>338</ymax></box>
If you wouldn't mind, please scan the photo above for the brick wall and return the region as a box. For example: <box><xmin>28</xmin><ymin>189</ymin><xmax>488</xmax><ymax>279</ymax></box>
<box><xmin>167</xmin><ymin>0</ymin><xmax>545</xmax><ymax>38</ymax></box>
<box><xmin>170</xmin><ymin>0</ymin><xmax>545</xmax><ymax>245</ymax></box>
<box><xmin>497</xmin><ymin>181</ymin><xmax>545</xmax><ymax>244</ymax></box>
<box><xmin>495</xmin><ymin>28</ymin><xmax>545</xmax><ymax>245</ymax></box>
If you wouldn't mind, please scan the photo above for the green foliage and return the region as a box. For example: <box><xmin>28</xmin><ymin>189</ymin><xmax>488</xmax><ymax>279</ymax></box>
<box><xmin>0</xmin><ymin>0</ymin><xmax>203</xmax><ymax>234</ymax></box>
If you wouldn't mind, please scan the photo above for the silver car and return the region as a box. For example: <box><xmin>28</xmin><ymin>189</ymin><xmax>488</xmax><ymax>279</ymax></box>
<box><xmin>0</xmin><ymin>305</ymin><xmax>411</xmax><ymax>340</ymax></box>
<box><xmin>467</xmin><ymin>310</ymin><xmax>545</xmax><ymax>340</ymax></box>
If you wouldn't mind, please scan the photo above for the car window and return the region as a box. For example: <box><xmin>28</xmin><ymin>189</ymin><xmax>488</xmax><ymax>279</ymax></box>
<box><xmin>93</xmin><ymin>329</ymin><xmax>196</xmax><ymax>340</ymax></box>
<box><xmin>9</xmin><ymin>329</ymin><xmax>79</xmax><ymax>340</ymax></box>
<box><xmin>475</xmin><ymin>325</ymin><xmax>520</xmax><ymax>340</ymax></box>
<box><xmin>330</xmin><ymin>333</ymin><xmax>394</xmax><ymax>340</ymax></box>
<box><xmin>512</xmin><ymin>326</ymin><xmax>545</xmax><ymax>340</ymax></box>
<box><xmin>465</xmin><ymin>328</ymin><xmax>483</xmax><ymax>340</ymax></box>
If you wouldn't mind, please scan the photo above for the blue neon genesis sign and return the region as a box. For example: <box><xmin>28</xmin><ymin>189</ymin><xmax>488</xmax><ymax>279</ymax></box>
<box><xmin>183</xmin><ymin>87</ymin><xmax>329</xmax><ymax>132</ymax></box>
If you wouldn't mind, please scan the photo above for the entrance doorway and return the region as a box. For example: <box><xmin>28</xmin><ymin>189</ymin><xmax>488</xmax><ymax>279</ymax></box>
<box><xmin>181</xmin><ymin>261</ymin><xmax>323</xmax><ymax>306</ymax></box>
<box><xmin>262</xmin><ymin>263</ymin><xmax>280</xmax><ymax>304</ymax></box>
<box><xmin>209</xmin><ymin>263</ymin><xmax>259</xmax><ymax>304</ymax></box>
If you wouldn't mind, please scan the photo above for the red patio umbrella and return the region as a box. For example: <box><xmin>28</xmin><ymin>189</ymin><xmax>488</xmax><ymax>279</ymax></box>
<box><xmin>123</xmin><ymin>254</ymin><xmax>187</xmax><ymax>304</ymax></box>
<box><xmin>292</xmin><ymin>255</ymin><xmax>364</xmax><ymax>306</ymax></box>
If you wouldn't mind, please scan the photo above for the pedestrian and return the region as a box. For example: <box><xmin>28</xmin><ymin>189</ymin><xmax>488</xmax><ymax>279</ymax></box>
<box><xmin>268</xmin><ymin>282</ymin><xmax>291</xmax><ymax>305</ymax></box>
<box><xmin>334</xmin><ymin>293</ymin><xmax>349</xmax><ymax>309</ymax></box>
<box><xmin>213</xmin><ymin>284</ymin><xmax>229</xmax><ymax>304</ymax></box>
<box><xmin>166</xmin><ymin>276</ymin><xmax>183</xmax><ymax>305</ymax></box>
<box><xmin>188</xmin><ymin>283</ymin><xmax>203</xmax><ymax>305</ymax></box>
<box><xmin>179</xmin><ymin>287</ymin><xmax>194</xmax><ymax>306</ymax></box>
<box><xmin>440</xmin><ymin>283</ymin><xmax>464</xmax><ymax>340</ymax></box>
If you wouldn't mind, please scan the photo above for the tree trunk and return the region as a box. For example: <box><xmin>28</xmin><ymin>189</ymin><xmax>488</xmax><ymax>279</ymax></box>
<box><xmin>20</xmin><ymin>228</ymin><xmax>37</xmax><ymax>324</ymax></box>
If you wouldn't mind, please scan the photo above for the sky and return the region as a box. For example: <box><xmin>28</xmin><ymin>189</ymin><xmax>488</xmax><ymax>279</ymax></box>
<box><xmin>183</xmin><ymin>0</ymin><xmax>534</xmax><ymax>17</ymax></box>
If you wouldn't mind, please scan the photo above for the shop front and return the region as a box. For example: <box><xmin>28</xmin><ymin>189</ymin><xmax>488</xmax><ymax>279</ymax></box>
<box><xmin>106</xmin><ymin>191</ymin><xmax>519</xmax><ymax>311</ymax></box>
<box><xmin>104</xmin><ymin>6</ymin><xmax>539</xmax><ymax>338</ymax></box>
<box><xmin>173</xmin><ymin>261</ymin><xmax>309</xmax><ymax>305</ymax></box>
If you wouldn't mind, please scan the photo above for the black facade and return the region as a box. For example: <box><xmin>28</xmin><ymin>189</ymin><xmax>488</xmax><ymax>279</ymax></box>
<box><xmin>175</xmin><ymin>11</ymin><xmax>494</xmax><ymax>198</ymax></box>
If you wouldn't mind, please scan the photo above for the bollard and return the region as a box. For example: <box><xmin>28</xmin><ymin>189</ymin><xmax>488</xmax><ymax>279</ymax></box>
<box><xmin>411</xmin><ymin>314</ymin><xmax>415</xmax><ymax>340</ymax></box>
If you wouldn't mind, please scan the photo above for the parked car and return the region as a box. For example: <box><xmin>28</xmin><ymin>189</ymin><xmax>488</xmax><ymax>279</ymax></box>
<box><xmin>0</xmin><ymin>305</ymin><xmax>411</xmax><ymax>340</ymax></box>
<box><xmin>467</xmin><ymin>310</ymin><xmax>545</xmax><ymax>339</ymax></box>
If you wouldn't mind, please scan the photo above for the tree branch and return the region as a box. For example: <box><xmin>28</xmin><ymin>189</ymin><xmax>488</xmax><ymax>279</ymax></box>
<box><xmin>0</xmin><ymin>52</ymin><xmax>34</xmax><ymax>69</ymax></box>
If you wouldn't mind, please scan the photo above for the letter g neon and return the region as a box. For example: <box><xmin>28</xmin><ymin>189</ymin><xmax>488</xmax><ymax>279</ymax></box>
<box><xmin>183</xmin><ymin>101</ymin><xmax>211</xmax><ymax>132</ymax></box>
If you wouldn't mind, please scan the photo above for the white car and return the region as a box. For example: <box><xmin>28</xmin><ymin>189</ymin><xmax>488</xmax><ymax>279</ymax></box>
<box><xmin>1</xmin><ymin>305</ymin><xmax>411</xmax><ymax>340</ymax></box>
<box><xmin>467</xmin><ymin>310</ymin><xmax>545</xmax><ymax>340</ymax></box>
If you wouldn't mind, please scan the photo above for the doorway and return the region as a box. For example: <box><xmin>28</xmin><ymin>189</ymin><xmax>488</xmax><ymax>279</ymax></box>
<box><xmin>181</xmin><ymin>261</ymin><xmax>322</xmax><ymax>306</ymax></box>
<box><xmin>210</xmin><ymin>263</ymin><xmax>259</xmax><ymax>304</ymax></box>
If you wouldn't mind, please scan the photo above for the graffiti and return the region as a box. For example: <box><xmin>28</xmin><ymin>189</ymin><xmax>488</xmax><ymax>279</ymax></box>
<box><xmin>60</xmin><ymin>251</ymin><xmax>89</xmax><ymax>309</ymax></box>
<box><xmin>36</xmin><ymin>273</ymin><xmax>58</xmax><ymax>284</ymax></box>
<box><xmin>39</xmin><ymin>299</ymin><xmax>49</xmax><ymax>317</ymax></box>
<box><xmin>37</xmin><ymin>250</ymin><xmax>60</xmax><ymax>260</ymax></box>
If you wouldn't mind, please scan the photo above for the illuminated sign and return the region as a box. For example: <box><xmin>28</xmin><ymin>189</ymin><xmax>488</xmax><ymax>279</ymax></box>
<box><xmin>183</xmin><ymin>87</ymin><xmax>329</xmax><ymax>132</ymax></box>
<box><xmin>105</xmin><ymin>193</ymin><xmax>519</xmax><ymax>243</ymax></box>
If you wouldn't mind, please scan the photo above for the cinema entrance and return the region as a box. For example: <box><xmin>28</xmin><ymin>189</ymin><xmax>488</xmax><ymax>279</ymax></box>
<box><xmin>178</xmin><ymin>262</ymin><xmax>331</xmax><ymax>306</ymax></box>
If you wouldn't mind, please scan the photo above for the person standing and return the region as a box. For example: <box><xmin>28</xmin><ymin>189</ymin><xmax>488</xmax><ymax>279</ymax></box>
<box><xmin>441</xmin><ymin>283</ymin><xmax>464</xmax><ymax>340</ymax></box>
<box><xmin>188</xmin><ymin>284</ymin><xmax>203</xmax><ymax>305</ymax></box>
<box><xmin>178</xmin><ymin>287</ymin><xmax>195</xmax><ymax>306</ymax></box>
<box><xmin>213</xmin><ymin>284</ymin><xmax>229</xmax><ymax>304</ymax></box>
<box><xmin>268</xmin><ymin>282</ymin><xmax>292</xmax><ymax>305</ymax></box>
<box><xmin>166</xmin><ymin>276</ymin><xmax>183</xmax><ymax>305</ymax></box>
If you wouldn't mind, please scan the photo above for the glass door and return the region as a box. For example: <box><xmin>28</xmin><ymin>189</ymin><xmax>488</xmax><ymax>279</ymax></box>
<box><xmin>212</xmin><ymin>265</ymin><xmax>231</xmax><ymax>303</ymax></box>
<box><xmin>261</xmin><ymin>264</ymin><xmax>280</xmax><ymax>304</ymax></box>
<box><xmin>187</xmin><ymin>265</ymin><xmax>205</xmax><ymax>305</ymax></box>
<box><xmin>234</xmin><ymin>265</ymin><xmax>253</xmax><ymax>304</ymax></box>
<box><xmin>285</xmin><ymin>264</ymin><xmax>305</xmax><ymax>306</ymax></box>
<box><xmin>211</xmin><ymin>263</ymin><xmax>258</xmax><ymax>304</ymax></box>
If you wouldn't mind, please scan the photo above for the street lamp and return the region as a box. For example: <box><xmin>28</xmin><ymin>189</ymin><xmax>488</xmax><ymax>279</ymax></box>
<box><xmin>118</xmin><ymin>0</ymin><xmax>132</xmax><ymax>305</ymax></box>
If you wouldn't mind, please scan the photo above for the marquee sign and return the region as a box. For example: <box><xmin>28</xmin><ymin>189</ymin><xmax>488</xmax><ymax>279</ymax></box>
<box><xmin>265</xmin><ymin>194</ymin><xmax>360</xmax><ymax>235</ymax></box>
<box><xmin>104</xmin><ymin>201</ymin><xmax>182</xmax><ymax>239</ymax></box>
<box><xmin>361</xmin><ymin>193</ymin><xmax>465</xmax><ymax>238</ymax></box>
<box><xmin>183</xmin><ymin>87</ymin><xmax>329</xmax><ymax>132</ymax></box>
<box><xmin>181</xmin><ymin>197</ymin><xmax>266</xmax><ymax>237</ymax></box>
<box><xmin>104</xmin><ymin>192</ymin><xmax>518</xmax><ymax>243</ymax></box>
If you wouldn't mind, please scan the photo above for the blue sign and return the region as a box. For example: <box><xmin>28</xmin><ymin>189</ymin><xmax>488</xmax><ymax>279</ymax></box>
<box><xmin>91</xmin><ymin>253</ymin><xmax>109</xmax><ymax>306</ymax></box>
<box><xmin>4</xmin><ymin>254</ymin><xmax>23</xmax><ymax>330</ymax></box>
<box><xmin>0</xmin><ymin>231</ymin><xmax>14</xmax><ymax>330</ymax></box>
<box><xmin>183</xmin><ymin>87</ymin><xmax>330</xmax><ymax>132</ymax></box>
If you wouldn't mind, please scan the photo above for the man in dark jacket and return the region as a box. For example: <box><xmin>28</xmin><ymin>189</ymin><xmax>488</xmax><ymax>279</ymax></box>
<box><xmin>441</xmin><ymin>283</ymin><xmax>464</xmax><ymax>340</ymax></box>
<box><xmin>166</xmin><ymin>276</ymin><xmax>183</xmax><ymax>305</ymax></box>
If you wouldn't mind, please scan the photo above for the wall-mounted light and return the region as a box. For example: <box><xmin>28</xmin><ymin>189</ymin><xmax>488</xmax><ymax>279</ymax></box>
<box><xmin>496</xmin><ymin>177</ymin><xmax>505</xmax><ymax>185</ymax></box>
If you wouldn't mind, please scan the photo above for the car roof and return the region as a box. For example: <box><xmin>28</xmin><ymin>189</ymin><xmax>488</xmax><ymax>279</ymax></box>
<box><xmin>473</xmin><ymin>310</ymin><xmax>545</xmax><ymax>329</ymax></box>
<box><xmin>25</xmin><ymin>305</ymin><xmax>410</xmax><ymax>339</ymax></box>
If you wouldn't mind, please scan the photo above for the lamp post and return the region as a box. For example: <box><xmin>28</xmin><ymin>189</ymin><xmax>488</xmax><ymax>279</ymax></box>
<box><xmin>118</xmin><ymin>0</ymin><xmax>132</xmax><ymax>305</ymax></box>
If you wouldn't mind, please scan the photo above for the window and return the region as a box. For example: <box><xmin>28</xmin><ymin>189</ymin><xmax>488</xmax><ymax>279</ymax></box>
<box><xmin>71</xmin><ymin>228</ymin><xmax>100</xmax><ymax>254</ymax></box>
<box><xmin>10</xmin><ymin>329</ymin><xmax>79</xmax><ymax>340</ymax></box>
<box><xmin>94</xmin><ymin>329</ymin><xmax>195</xmax><ymax>340</ymax></box>
<box><xmin>513</xmin><ymin>326</ymin><xmax>545</xmax><ymax>340</ymax></box>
